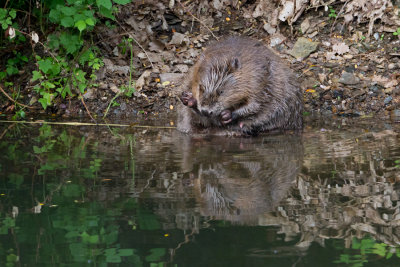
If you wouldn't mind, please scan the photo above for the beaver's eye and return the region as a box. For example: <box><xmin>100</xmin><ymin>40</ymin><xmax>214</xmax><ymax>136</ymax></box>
<box><xmin>216</xmin><ymin>88</ymin><xmax>224</xmax><ymax>95</ymax></box>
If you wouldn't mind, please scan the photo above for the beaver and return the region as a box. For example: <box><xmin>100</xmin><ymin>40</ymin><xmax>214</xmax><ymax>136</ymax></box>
<box><xmin>177</xmin><ymin>36</ymin><xmax>303</xmax><ymax>135</ymax></box>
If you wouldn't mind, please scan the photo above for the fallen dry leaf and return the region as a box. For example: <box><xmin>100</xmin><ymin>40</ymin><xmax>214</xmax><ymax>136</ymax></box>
<box><xmin>332</xmin><ymin>42</ymin><xmax>350</xmax><ymax>55</ymax></box>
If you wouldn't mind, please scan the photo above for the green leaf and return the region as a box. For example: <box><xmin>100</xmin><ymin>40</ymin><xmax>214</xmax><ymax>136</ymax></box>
<box><xmin>50</xmin><ymin>63</ymin><xmax>61</xmax><ymax>76</ymax></box>
<box><xmin>59</xmin><ymin>6</ymin><xmax>76</xmax><ymax>16</ymax></box>
<box><xmin>75</xmin><ymin>20</ymin><xmax>86</xmax><ymax>32</ymax></box>
<box><xmin>98</xmin><ymin>5</ymin><xmax>115</xmax><ymax>19</ymax></box>
<box><xmin>60</xmin><ymin>16</ymin><xmax>74</xmax><ymax>27</ymax></box>
<box><xmin>106</xmin><ymin>255</ymin><xmax>121</xmax><ymax>263</ymax></box>
<box><xmin>6</xmin><ymin>66</ymin><xmax>18</xmax><ymax>75</ymax></box>
<box><xmin>113</xmin><ymin>0</ymin><xmax>131</xmax><ymax>4</ymax></box>
<box><xmin>33</xmin><ymin>146</ymin><xmax>42</xmax><ymax>153</ymax></box>
<box><xmin>118</xmin><ymin>249</ymin><xmax>134</xmax><ymax>256</ymax></box>
<box><xmin>85</xmin><ymin>17</ymin><xmax>95</xmax><ymax>26</ymax></box>
<box><xmin>60</xmin><ymin>33</ymin><xmax>81</xmax><ymax>54</ymax></box>
<box><xmin>48</xmin><ymin>34</ymin><xmax>60</xmax><ymax>50</ymax></box>
<box><xmin>97</xmin><ymin>0</ymin><xmax>112</xmax><ymax>9</ymax></box>
<box><xmin>0</xmin><ymin>71</ymin><xmax>6</xmax><ymax>80</ymax></box>
<box><xmin>48</xmin><ymin>9</ymin><xmax>61</xmax><ymax>23</ymax></box>
<box><xmin>145</xmin><ymin>248</ymin><xmax>166</xmax><ymax>262</ymax></box>
<box><xmin>9</xmin><ymin>9</ymin><xmax>16</xmax><ymax>19</ymax></box>
<box><xmin>38</xmin><ymin>59</ymin><xmax>53</xmax><ymax>74</ymax></box>
<box><xmin>0</xmin><ymin>9</ymin><xmax>7</xmax><ymax>19</ymax></box>
<box><xmin>17</xmin><ymin>110</ymin><xmax>26</xmax><ymax>118</ymax></box>
<box><xmin>38</xmin><ymin>98</ymin><xmax>48</xmax><ymax>109</ymax></box>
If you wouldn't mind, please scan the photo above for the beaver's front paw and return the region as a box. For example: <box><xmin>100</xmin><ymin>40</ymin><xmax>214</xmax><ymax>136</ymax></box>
<box><xmin>221</xmin><ymin>109</ymin><xmax>232</xmax><ymax>125</ymax></box>
<box><xmin>180</xmin><ymin>92</ymin><xmax>197</xmax><ymax>108</ymax></box>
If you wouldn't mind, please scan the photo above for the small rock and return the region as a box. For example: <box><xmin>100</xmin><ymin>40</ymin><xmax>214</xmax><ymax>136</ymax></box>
<box><xmin>159</xmin><ymin>73</ymin><xmax>184</xmax><ymax>84</ymax></box>
<box><xmin>352</xmin><ymin>89</ymin><xmax>365</xmax><ymax>97</ymax></box>
<box><xmin>136</xmin><ymin>70</ymin><xmax>152</xmax><ymax>91</ymax></box>
<box><xmin>160</xmin><ymin>65</ymin><xmax>171</xmax><ymax>73</ymax></box>
<box><xmin>263</xmin><ymin>22</ymin><xmax>276</xmax><ymax>35</ymax></box>
<box><xmin>110</xmin><ymin>84</ymin><xmax>120</xmax><ymax>94</ymax></box>
<box><xmin>174</xmin><ymin>64</ymin><xmax>189</xmax><ymax>73</ymax></box>
<box><xmin>339</xmin><ymin>72</ymin><xmax>360</xmax><ymax>85</ymax></box>
<box><xmin>324</xmin><ymin>62</ymin><xmax>339</xmax><ymax>68</ymax></box>
<box><xmin>323</xmin><ymin>94</ymin><xmax>332</xmax><ymax>100</ymax></box>
<box><xmin>384</xmin><ymin>96</ymin><xmax>393</xmax><ymax>104</ymax></box>
<box><xmin>148</xmin><ymin>40</ymin><xmax>165</xmax><ymax>52</ymax></box>
<box><xmin>269</xmin><ymin>33</ymin><xmax>286</xmax><ymax>47</ymax></box>
<box><xmin>373</xmin><ymin>33</ymin><xmax>380</xmax><ymax>40</ymax></box>
<box><xmin>183</xmin><ymin>59</ymin><xmax>194</xmax><ymax>65</ymax></box>
<box><xmin>83</xmin><ymin>88</ymin><xmax>95</xmax><ymax>100</ymax></box>
<box><xmin>370</xmin><ymin>85</ymin><xmax>379</xmax><ymax>92</ymax></box>
<box><xmin>289</xmin><ymin>37</ymin><xmax>319</xmax><ymax>60</ymax></box>
<box><xmin>384</xmin><ymin>87</ymin><xmax>393</xmax><ymax>94</ymax></box>
<box><xmin>112</xmin><ymin>46</ymin><xmax>119</xmax><ymax>57</ymax></box>
<box><xmin>169</xmin><ymin>32</ymin><xmax>189</xmax><ymax>46</ymax></box>
<box><xmin>300</xmin><ymin>18</ymin><xmax>310</xmax><ymax>34</ymax></box>
<box><xmin>388</xmin><ymin>63</ymin><xmax>396</xmax><ymax>70</ymax></box>
<box><xmin>99</xmin><ymin>82</ymin><xmax>108</xmax><ymax>90</ymax></box>
<box><xmin>301</xmin><ymin>77</ymin><xmax>319</xmax><ymax>89</ymax></box>
<box><xmin>392</xmin><ymin>109</ymin><xmax>400</xmax><ymax>117</ymax></box>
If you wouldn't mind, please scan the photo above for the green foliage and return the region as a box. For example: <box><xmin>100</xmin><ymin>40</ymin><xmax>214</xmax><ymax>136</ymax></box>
<box><xmin>335</xmin><ymin>236</ymin><xmax>400</xmax><ymax>267</ymax></box>
<box><xmin>328</xmin><ymin>6</ymin><xmax>337</xmax><ymax>19</ymax></box>
<box><xmin>395</xmin><ymin>159</ymin><xmax>400</xmax><ymax>168</ymax></box>
<box><xmin>0</xmin><ymin>8</ymin><xmax>16</xmax><ymax>30</ymax></box>
<box><xmin>393</xmin><ymin>28</ymin><xmax>400</xmax><ymax>36</ymax></box>
<box><xmin>1</xmin><ymin>0</ymin><xmax>130</xmax><ymax>114</ymax></box>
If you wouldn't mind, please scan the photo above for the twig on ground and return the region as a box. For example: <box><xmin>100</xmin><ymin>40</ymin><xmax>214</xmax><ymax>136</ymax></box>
<box><xmin>79</xmin><ymin>93</ymin><xmax>96</xmax><ymax>123</ymax></box>
<box><xmin>177</xmin><ymin>0</ymin><xmax>219</xmax><ymax>40</ymax></box>
<box><xmin>0</xmin><ymin>123</ymin><xmax>16</xmax><ymax>140</ymax></box>
<box><xmin>0</xmin><ymin>85</ymin><xmax>35</xmax><ymax>109</ymax></box>
<box><xmin>330</xmin><ymin>0</ymin><xmax>349</xmax><ymax>35</ymax></box>
<box><xmin>103</xmin><ymin>91</ymin><xmax>121</xmax><ymax>119</ymax></box>
<box><xmin>0</xmin><ymin>120</ymin><xmax>177</xmax><ymax>128</ymax></box>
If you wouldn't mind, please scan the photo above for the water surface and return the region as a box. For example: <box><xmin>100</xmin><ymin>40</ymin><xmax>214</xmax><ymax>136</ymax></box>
<box><xmin>1</xmin><ymin>116</ymin><xmax>400</xmax><ymax>266</ymax></box>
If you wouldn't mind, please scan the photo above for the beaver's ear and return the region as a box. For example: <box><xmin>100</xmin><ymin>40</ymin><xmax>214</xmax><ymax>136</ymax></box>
<box><xmin>229</xmin><ymin>57</ymin><xmax>241</xmax><ymax>72</ymax></box>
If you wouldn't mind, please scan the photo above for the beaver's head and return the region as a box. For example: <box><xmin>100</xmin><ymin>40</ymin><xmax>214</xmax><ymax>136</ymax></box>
<box><xmin>191</xmin><ymin>55</ymin><xmax>246</xmax><ymax>120</ymax></box>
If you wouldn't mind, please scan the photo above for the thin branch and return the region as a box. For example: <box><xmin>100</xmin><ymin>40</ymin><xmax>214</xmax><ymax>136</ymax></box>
<box><xmin>0</xmin><ymin>122</ymin><xmax>15</xmax><ymax>140</ymax></box>
<box><xmin>79</xmin><ymin>93</ymin><xmax>96</xmax><ymax>123</ymax></box>
<box><xmin>0</xmin><ymin>120</ymin><xmax>177</xmax><ymax>128</ymax></box>
<box><xmin>330</xmin><ymin>0</ymin><xmax>349</xmax><ymax>35</ymax></box>
<box><xmin>178</xmin><ymin>0</ymin><xmax>219</xmax><ymax>40</ymax></box>
<box><xmin>0</xmin><ymin>85</ymin><xmax>35</xmax><ymax>109</ymax></box>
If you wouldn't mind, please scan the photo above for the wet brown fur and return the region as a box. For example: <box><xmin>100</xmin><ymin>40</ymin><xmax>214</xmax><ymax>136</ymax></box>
<box><xmin>177</xmin><ymin>36</ymin><xmax>303</xmax><ymax>135</ymax></box>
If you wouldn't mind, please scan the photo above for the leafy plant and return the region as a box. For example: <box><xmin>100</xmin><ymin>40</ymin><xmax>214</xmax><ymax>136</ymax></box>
<box><xmin>328</xmin><ymin>6</ymin><xmax>337</xmax><ymax>18</ymax></box>
<box><xmin>0</xmin><ymin>8</ymin><xmax>16</xmax><ymax>30</ymax></box>
<box><xmin>393</xmin><ymin>28</ymin><xmax>400</xmax><ymax>36</ymax></box>
<box><xmin>395</xmin><ymin>159</ymin><xmax>400</xmax><ymax>168</ymax></box>
<box><xmin>119</xmin><ymin>37</ymin><xmax>136</xmax><ymax>97</ymax></box>
<box><xmin>1</xmin><ymin>0</ymin><xmax>131</xmax><ymax>114</ymax></box>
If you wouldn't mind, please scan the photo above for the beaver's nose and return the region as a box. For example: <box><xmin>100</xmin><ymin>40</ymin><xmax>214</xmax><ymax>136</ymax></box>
<box><xmin>201</xmin><ymin>110</ymin><xmax>213</xmax><ymax>116</ymax></box>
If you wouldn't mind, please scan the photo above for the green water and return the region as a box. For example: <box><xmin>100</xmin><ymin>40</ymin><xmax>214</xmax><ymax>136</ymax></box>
<box><xmin>1</xmin><ymin>117</ymin><xmax>400</xmax><ymax>266</ymax></box>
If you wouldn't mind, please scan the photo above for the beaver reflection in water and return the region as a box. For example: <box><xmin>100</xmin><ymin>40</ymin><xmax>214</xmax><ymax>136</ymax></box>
<box><xmin>177</xmin><ymin>36</ymin><xmax>303</xmax><ymax>135</ymax></box>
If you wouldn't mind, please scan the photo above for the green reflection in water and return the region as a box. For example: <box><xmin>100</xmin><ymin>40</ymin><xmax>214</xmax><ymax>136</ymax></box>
<box><xmin>0</xmin><ymin>124</ymin><xmax>168</xmax><ymax>266</ymax></box>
